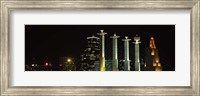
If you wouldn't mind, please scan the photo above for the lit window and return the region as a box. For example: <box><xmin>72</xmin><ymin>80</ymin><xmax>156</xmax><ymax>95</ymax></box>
<box><xmin>156</xmin><ymin>59</ymin><xmax>159</xmax><ymax>63</ymax></box>
<box><xmin>151</xmin><ymin>51</ymin><xmax>155</xmax><ymax>55</ymax></box>
<box><xmin>153</xmin><ymin>63</ymin><xmax>156</xmax><ymax>66</ymax></box>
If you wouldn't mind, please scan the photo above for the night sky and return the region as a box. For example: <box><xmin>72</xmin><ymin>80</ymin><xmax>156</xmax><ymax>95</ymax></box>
<box><xmin>25</xmin><ymin>25</ymin><xmax>175</xmax><ymax>71</ymax></box>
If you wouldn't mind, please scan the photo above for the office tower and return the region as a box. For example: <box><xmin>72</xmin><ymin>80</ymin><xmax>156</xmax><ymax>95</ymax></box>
<box><xmin>80</xmin><ymin>35</ymin><xmax>100</xmax><ymax>71</ymax></box>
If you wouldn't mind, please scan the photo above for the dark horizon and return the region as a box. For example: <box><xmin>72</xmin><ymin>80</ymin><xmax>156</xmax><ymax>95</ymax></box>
<box><xmin>25</xmin><ymin>25</ymin><xmax>175</xmax><ymax>71</ymax></box>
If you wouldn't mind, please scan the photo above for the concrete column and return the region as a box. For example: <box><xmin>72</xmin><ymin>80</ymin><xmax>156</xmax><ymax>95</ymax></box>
<box><xmin>133</xmin><ymin>35</ymin><xmax>141</xmax><ymax>71</ymax></box>
<box><xmin>122</xmin><ymin>36</ymin><xmax>131</xmax><ymax>71</ymax></box>
<box><xmin>110</xmin><ymin>33</ymin><xmax>120</xmax><ymax>71</ymax></box>
<box><xmin>97</xmin><ymin>30</ymin><xmax>107</xmax><ymax>71</ymax></box>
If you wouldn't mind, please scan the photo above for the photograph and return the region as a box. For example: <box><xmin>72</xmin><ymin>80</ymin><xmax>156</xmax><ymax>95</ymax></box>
<box><xmin>25</xmin><ymin>25</ymin><xmax>175</xmax><ymax>71</ymax></box>
<box><xmin>1</xmin><ymin>0</ymin><xmax>199</xmax><ymax>95</ymax></box>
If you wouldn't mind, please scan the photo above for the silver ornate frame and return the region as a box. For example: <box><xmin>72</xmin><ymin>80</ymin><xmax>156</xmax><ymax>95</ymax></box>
<box><xmin>0</xmin><ymin>0</ymin><xmax>199</xmax><ymax>95</ymax></box>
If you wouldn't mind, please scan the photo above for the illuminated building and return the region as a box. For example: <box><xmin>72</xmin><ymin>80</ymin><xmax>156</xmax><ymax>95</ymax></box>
<box><xmin>97</xmin><ymin>30</ymin><xmax>107</xmax><ymax>71</ymax></box>
<box><xmin>80</xmin><ymin>35</ymin><xmax>100</xmax><ymax>71</ymax></box>
<box><xmin>145</xmin><ymin>37</ymin><xmax>162</xmax><ymax>71</ymax></box>
<box><xmin>133</xmin><ymin>35</ymin><xmax>141</xmax><ymax>71</ymax></box>
<box><xmin>110</xmin><ymin>33</ymin><xmax>120</xmax><ymax>71</ymax></box>
<box><xmin>122</xmin><ymin>36</ymin><xmax>131</xmax><ymax>71</ymax></box>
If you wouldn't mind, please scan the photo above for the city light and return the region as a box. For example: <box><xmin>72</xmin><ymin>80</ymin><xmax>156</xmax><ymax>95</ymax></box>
<box><xmin>151</xmin><ymin>51</ymin><xmax>155</xmax><ymax>55</ymax></box>
<box><xmin>67</xmin><ymin>58</ymin><xmax>71</xmax><ymax>62</ymax></box>
<box><xmin>45</xmin><ymin>62</ymin><xmax>48</xmax><ymax>66</ymax></box>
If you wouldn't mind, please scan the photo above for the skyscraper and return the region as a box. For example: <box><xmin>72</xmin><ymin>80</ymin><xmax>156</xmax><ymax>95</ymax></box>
<box><xmin>145</xmin><ymin>37</ymin><xmax>162</xmax><ymax>71</ymax></box>
<box><xmin>80</xmin><ymin>35</ymin><xmax>100</xmax><ymax>71</ymax></box>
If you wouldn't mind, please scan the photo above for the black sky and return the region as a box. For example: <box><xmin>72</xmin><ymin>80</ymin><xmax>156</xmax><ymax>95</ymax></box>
<box><xmin>25</xmin><ymin>25</ymin><xmax>175</xmax><ymax>71</ymax></box>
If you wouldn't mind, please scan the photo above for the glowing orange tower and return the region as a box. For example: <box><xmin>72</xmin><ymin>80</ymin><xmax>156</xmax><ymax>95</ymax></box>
<box><xmin>145</xmin><ymin>37</ymin><xmax>162</xmax><ymax>71</ymax></box>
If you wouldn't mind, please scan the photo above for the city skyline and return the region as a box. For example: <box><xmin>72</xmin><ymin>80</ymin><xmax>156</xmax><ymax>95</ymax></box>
<box><xmin>25</xmin><ymin>25</ymin><xmax>175</xmax><ymax>71</ymax></box>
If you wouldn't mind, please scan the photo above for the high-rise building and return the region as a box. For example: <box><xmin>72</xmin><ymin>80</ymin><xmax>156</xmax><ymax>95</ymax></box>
<box><xmin>145</xmin><ymin>37</ymin><xmax>162</xmax><ymax>71</ymax></box>
<box><xmin>81</xmin><ymin>35</ymin><xmax>100</xmax><ymax>71</ymax></box>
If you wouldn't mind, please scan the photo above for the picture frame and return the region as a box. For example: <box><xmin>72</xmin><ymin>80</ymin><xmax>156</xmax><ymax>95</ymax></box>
<box><xmin>0</xmin><ymin>0</ymin><xmax>199</xmax><ymax>95</ymax></box>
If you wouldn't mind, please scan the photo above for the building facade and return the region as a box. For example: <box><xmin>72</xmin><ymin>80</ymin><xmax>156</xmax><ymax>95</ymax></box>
<box><xmin>80</xmin><ymin>35</ymin><xmax>100</xmax><ymax>71</ymax></box>
<box><xmin>145</xmin><ymin>37</ymin><xmax>162</xmax><ymax>71</ymax></box>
